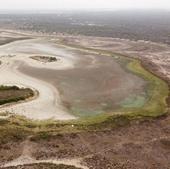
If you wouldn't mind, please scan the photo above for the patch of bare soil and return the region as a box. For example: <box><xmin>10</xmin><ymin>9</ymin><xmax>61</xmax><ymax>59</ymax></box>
<box><xmin>0</xmin><ymin>141</ymin><xmax>23</xmax><ymax>165</ymax></box>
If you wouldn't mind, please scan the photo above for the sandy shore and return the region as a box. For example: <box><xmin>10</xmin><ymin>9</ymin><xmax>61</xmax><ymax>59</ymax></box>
<box><xmin>0</xmin><ymin>38</ymin><xmax>76</xmax><ymax>120</ymax></box>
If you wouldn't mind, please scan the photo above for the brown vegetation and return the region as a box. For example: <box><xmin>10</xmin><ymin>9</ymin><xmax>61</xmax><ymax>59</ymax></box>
<box><xmin>30</xmin><ymin>56</ymin><xmax>58</xmax><ymax>63</ymax></box>
<box><xmin>0</xmin><ymin>86</ymin><xmax>34</xmax><ymax>105</ymax></box>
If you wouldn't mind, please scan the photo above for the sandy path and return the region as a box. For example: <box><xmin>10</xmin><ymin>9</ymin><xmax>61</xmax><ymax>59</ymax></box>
<box><xmin>1</xmin><ymin>137</ymin><xmax>88</xmax><ymax>169</ymax></box>
<box><xmin>1</xmin><ymin>157</ymin><xmax>88</xmax><ymax>169</ymax></box>
<box><xmin>0</xmin><ymin>34</ymin><xmax>148</xmax><ymax>120</ymax></box>
<box><xmin>0</xmin><ymin>38</ymin><xmax>77</xmax><ymax>120</ymax></box>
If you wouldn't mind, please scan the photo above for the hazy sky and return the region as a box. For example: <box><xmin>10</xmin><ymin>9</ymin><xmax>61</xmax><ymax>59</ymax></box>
<box><xmin>0</xmin><ymin>0</ymin><xmax>170</xmax><ymax>10</ymax></box>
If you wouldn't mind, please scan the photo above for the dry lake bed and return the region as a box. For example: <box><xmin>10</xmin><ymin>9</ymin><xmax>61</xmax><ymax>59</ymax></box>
<box><xmin>0</xmin><ymin>30</ymin><xmax>169</xmax><ymax>169</ymax></box>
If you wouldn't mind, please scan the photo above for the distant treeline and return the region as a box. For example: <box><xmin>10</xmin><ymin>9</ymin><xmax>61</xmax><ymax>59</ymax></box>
<box><xmin>0</xmin><ymin>11</ymin><xmax>170</xmax><ymax>44</ymax></box>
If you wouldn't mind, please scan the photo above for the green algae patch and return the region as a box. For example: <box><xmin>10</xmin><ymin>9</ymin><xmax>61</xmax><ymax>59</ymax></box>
<box><xmin>120</xmin><ymin>95</ymin><xmax>146</xmax><ymax>108</ymax></box>
<box><xmin>126</xmin><ymin>59</ymin><xmax>169</xmax><ymax>117</ymax></box>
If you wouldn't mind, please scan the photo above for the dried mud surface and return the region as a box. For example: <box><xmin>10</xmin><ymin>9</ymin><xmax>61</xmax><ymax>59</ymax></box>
<box><xmin>0</xmin><ymin>30</ymin><xmax>170</xmax><ymax>169</ymax></box>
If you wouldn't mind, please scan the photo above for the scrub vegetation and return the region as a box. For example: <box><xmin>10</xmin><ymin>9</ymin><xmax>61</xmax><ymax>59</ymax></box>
<box><xmin>30</xmin><ymin>56</ymin><xmax>58</xmax><ymax>63</ymax></box>
<box><xmin>0</xmin><ymin>85</ymin><xmax>34</xmax><ymax>105</ymax></box>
